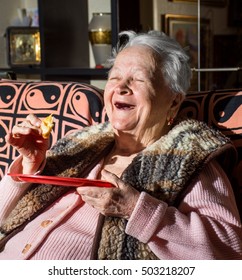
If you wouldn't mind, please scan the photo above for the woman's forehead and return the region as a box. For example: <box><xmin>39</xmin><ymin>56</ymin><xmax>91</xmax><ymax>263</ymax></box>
<box><xmin>118</xmin><ymin>45</ymin><xmax>153</xmax><ymax>56</ymax></box>
<box><xmin>114</xmin><ymin>46</ymin><xmax>158</xmax><ymax>69</ymax></box>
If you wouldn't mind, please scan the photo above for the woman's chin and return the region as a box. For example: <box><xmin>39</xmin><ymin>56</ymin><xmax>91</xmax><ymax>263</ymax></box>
<box><xmin>111</xmin><ymin>121</ymin><xmax>135</xmax><ymax>132</ymax></box>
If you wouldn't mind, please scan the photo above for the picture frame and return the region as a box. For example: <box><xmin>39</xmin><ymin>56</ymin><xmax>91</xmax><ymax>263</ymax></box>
<box><xmin>6</xmin><ymin>27</ymin><xmax>41</xmax><ymax>67</ymax></box>
<box><xmin>201</xmin><ymin>0</ymin><xmax>226</xmax><ymax>6</ymax></box>
<box><xmin>161</xmin><ymin>14</ymin><xmax>211</xmax><ymax>91</ymax></box>
<box><xmin>168</xmin><ymin>0</ymin><xmax>226</xmax><ymax>6</ymax></box>
<box><xmin>168</xmin><ymin>0</ymin><xmax>196</xmax><ymax>3</ymax></box>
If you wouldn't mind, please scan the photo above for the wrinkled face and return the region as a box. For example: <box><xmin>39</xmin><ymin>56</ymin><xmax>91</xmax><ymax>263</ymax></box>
<box><xmin>104</xmin><ymin>46</ymin><xmax>178</xmax><ymax>142</ymax></box>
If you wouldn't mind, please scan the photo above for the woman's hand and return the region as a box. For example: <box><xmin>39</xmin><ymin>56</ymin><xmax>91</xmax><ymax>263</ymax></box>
<box><xmin>76</xmin><ymin>169</ymin><xmax>140</xmax><ymax>219</ymax></box>
<box><xmin>5</xmin><ymin>114</ymin><xmax>50</xmax><ymax>174</ymax></box>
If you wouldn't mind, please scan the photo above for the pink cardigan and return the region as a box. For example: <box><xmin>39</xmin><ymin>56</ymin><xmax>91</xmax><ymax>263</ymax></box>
<box><xmin>0</xmin><ymin>158</ymin><xmax>241</xmax><ymax>260</ymax></box>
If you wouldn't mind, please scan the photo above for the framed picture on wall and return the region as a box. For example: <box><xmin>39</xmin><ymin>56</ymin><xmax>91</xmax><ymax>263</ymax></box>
<box><xmin>6</xmin><ymin>27</ymin><xmax>41</xmax><ymax>67</ymax></box>
<box><xmin>161</xmin><ymin>14</ymin><xmax>210</xmax><ymax>91</ymax></box>
<box><xmin>201</xmin><ymin>0</ymin><xmax>226</xmax><ymax>6</ymax></box>
<box><xmin>168</xmin><ymin>0</ymin><xmax>196</xmax><ymax>2</ymax></box>
<box><xmin>168</xmin><ymin>0</ymin><xmax>226</xmax><ymax>6</ymax></box>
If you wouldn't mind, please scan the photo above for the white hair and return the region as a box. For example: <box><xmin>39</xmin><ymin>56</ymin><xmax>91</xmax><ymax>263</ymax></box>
<box><xmin>107</xmin><ymin>30</ymin><xmax>192</xmax><ymax>95</ymax></box>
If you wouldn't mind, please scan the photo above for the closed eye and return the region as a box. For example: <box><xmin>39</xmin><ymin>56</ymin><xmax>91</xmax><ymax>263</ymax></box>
<box><xmin>108</xmin><ymin>75</ymin><xmax>120</xmax><ymax>81</ymax></box>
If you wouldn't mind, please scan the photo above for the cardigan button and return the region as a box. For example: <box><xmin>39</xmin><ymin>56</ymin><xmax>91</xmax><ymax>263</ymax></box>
<box><xmin>41</xmin><ymin>220</ymin><xmax>53</xmax><ymax>227</ymax></box>
<box><xmin>22</xmin><ymin>244</ymin><xmax>32</xmax><ymax>254</ymax></box>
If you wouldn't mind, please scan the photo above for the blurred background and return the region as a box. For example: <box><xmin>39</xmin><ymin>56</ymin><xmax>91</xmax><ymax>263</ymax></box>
<box><xmin>0</xmin><ymin>0</ymin><xmax>241</xmax><ymax>91</ymax></box>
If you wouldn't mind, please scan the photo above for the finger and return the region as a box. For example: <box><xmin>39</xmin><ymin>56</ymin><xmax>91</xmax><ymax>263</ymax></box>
<box><xmin>77</xmin><ymin>188</ymin><xmax>111</xmax><ymax>211</ymax></box>
<box><xmin>101</xmin><ymin>169</ymin><xmax>120</xmax><ymax>186</ymax></box>
<box><xmin>77</xmin><ymin>186</ymin><xmax>109</xmax><ymax>197</ymax></box>
<box><xmin>11</xmin><ymin>114</ymin><xmax>41</xmax><ymax>133</ymax></box>
<box><xmin>11</xmin><ymin>121</ymin><xmax>42</xmax><ymax>137</ymax></box>
<box><xmin>101</xmin><ymin>169</ymin><xmax>130</xmax><ymax>190</ymax></box>
<box><xmin>80</xmin><ymin>194</ymin><xmax>95</xmax><ymax>204</ymax></box>
<box><xmin>17</xmin><ymin>117</ymin><xmax>41</xmax><ymax>130</ymax></box>
<box><xmin>77</xmin><ymin>186</ymin><xmax>114</xmax><ymax>204</ymax></box>
<box><xmin>5</xmin><ymin>133</ymin><xmax>19</xmax><ymax>144</ymax></box>
<box><xmin>81</xmin><ymin>194</ymin><xmax>105</xmax><ymax>206</ymax></box>
<box><xmin>26</xmin><ymin>114</ymin><xmax>42</xmax><ymax>127</ymax></box>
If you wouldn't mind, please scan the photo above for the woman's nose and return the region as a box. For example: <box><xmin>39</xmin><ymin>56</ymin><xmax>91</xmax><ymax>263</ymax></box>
<box><xmin>115</xmin><ymin>80</ymin><xmax>132</xmax><ymax>95</ymax></box>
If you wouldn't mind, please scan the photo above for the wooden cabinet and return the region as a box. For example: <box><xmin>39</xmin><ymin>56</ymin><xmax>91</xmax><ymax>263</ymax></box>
<box><xmin>0</xmin><ymin>0</ymin><xmax>145</xmax><ymax>82</ymax></box>
<box><xmin>38</xmin><ymin>0</ymin><xmax>119</xmax><ymax>82</ymax></box>
<box><xmin>0</xmin><ymin>0</ymin><xmax>120</xmax><ymax>82</ymax></box>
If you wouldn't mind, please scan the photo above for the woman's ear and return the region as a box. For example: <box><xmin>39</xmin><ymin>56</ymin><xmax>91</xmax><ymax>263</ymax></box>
<box><xmin>167</xmin><ymin>93</ymin><xmax>185</xmax><ymax>122</ymax></box>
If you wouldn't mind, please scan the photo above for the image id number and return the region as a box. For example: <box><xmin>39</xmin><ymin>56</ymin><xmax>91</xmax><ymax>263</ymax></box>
<box><xmin>141</xmin><ymin>266</ymin><xmax>195</xmax><ymax>276</ymax></box>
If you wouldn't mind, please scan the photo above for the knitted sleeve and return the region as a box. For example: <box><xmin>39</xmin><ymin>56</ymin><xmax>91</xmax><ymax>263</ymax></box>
<box><xmin>0</xmin><ymin>155</ymin><xmax>46</xmax><ymax>224</ymax></box>
<box><xmin>0</xmin><ymin>156</ymin><xmax>30</xmax><ymax>224</ymax></box>
<box><xmin>125</xmin><ymin>159</ymin><xmax>242</xmax><ymax>260</ymax></box>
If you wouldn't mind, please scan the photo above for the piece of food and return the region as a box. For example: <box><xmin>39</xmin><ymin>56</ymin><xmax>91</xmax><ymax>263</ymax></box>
<box><xmin>40</xmin><ymin>114</ymin><xmax>54</xmax><ymax>139</ymax></box>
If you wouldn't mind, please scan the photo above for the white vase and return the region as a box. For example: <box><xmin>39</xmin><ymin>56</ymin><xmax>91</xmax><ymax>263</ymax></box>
<box><xmin>89</xmin><ymin>13</ymin><xmax>111</xmax><ymax>68</ymax></box>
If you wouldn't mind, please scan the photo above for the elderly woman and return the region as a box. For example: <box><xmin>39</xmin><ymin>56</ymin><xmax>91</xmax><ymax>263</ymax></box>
<box><xmin>0</xmin><ymin>31</ymin><xmax>241</xmax><ymax>260</ymax></box>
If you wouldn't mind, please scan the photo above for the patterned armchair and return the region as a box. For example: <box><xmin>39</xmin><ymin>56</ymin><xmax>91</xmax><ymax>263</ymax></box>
<box><xmin>0</xmin><ymin>80</ymin><xmax>105</xmax><ymax>179</ymax></box>
<box><xmin>0</xmin><ymin>80</ymin><xmax>241</xmax><ymax>216</ymax></box>
<box><xmin>179</xmin><ymin>89</ymin><xmax>242</xmax><ymax>217</ymax></box>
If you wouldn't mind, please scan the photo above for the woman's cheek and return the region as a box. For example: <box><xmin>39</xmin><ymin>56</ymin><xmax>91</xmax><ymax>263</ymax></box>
<box><xmin>103</xmin><ymin>92</ymin><xmax>111</xmax><ymax>108</ymax></box>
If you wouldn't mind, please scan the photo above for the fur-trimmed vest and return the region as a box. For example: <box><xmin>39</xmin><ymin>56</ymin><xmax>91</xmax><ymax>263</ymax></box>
<box><xmin>0</xmin><ymin>119</ymin><xmax>237</xmax><ymax>259</ymax></box>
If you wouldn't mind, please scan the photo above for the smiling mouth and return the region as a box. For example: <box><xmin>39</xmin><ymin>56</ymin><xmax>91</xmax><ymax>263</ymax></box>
<box><xmin>114</xmin><ymin>102</ymin><xmax>135</xmax><ymax>110</ymax></box>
